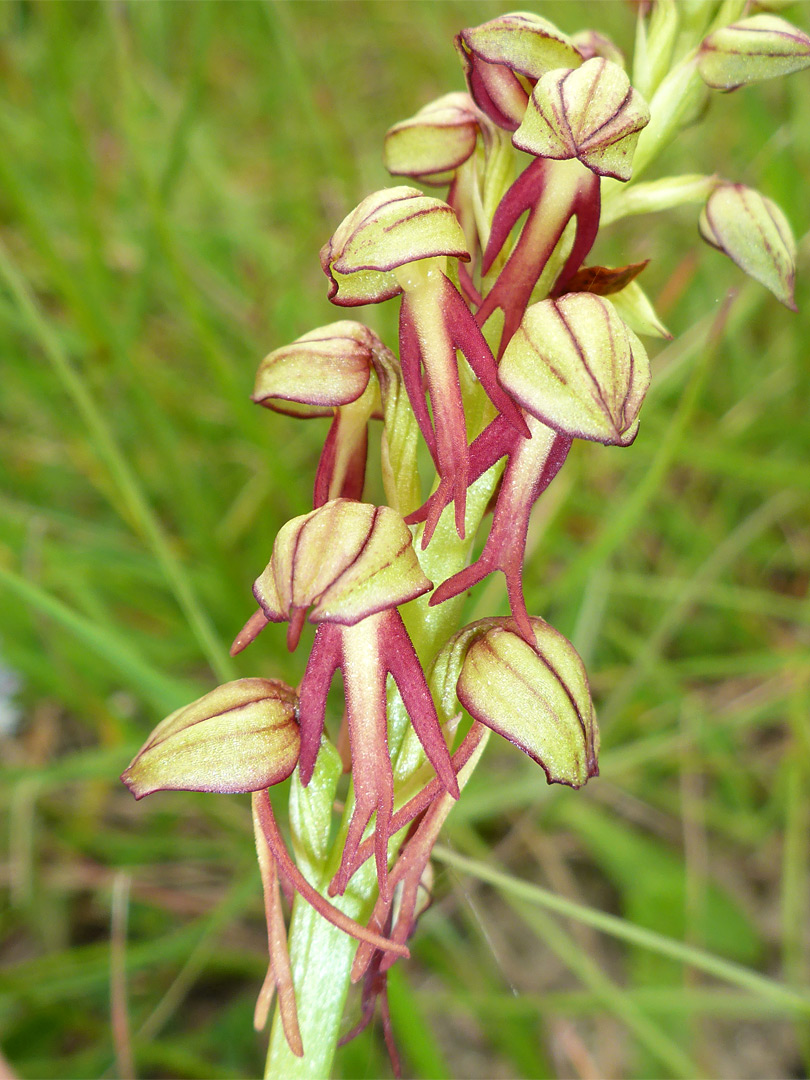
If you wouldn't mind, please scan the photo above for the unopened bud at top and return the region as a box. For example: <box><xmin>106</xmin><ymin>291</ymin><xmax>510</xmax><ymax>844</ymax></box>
<box><xmin>254</xmin><ymin>499</ymin><xmax>432</xmax><ymax>629</ymax></box>
<box><xmin>436</xmin><ymin>617</ymin><xmax>598</xmax><ymax>787</ymax></box>
<box><xmin>513</xmin><ymin>58</ymin><xmax>650</xmax><ymax>181</ymax></box>
<box><xmin>383</xmin><ymin>93</ymin><xmax>484</xmax><ymax>184</ymax></box>
<box><xmin>499</xmin><ymin>292</ymin><xmax>650</xmax><ymax>446</ymax></box>
<box><xmin>456</xmin><ymin>12</ymin><xmax>583</xmax><ymax>130</ymax></box>
<box><xmin>698</xmin><ymin>14</ymin><xmax>810</xmax><ymax>91</ymax></box>
<box><xmin>253</xmin><ymin>322</ymin><xmax>384</xmax><ymax>417</ymax></box>
<box><xmin>320</xmin><ymin>187</ymin><xmax>469</xmax><ymax>306</ymax></box>
<box><xmin>699</xmin><ymin>183</ymin><xmax>796</xmax><ymax>309</ymax></box>
<box><xmin>121</xmin><ymin>678</ymin><xmax>300</xmax><ymax>799</ymax></box>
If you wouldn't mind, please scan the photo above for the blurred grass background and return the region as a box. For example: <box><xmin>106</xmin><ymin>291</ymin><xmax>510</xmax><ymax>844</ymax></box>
<box><xmin>1</xmin><ymin>1</ymin><xmax>809</xmax><ymax>1077</ymax></box>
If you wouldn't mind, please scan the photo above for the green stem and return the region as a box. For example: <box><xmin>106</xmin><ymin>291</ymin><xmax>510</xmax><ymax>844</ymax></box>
<box><xmin>264</xmin><ymin>896</ymin><xmax>360</xmax><ymax>1080</ymax></box>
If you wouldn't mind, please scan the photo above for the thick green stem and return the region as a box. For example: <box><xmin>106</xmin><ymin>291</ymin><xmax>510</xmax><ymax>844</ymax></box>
<box><xmin>264</xmin><ymin>894</ymin><xmax>363</xmax><ymax>1079</ymax></box>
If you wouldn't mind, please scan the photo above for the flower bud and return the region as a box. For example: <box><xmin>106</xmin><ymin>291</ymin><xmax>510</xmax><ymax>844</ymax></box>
<box><xmin>571</xmin><ymin>29</ymin><xmax>625</xmax><ymax>68</ymax></box>
<box><xmin>698</xmin><ymin>14</ymin><xmax>810</xmax><ymax>91</ymax></box>
<box><xmin>513</xmin><ymin>58</ymin><xmax>650</xmax><ymax>181</ymax></box>
<box><xmin>456</xmin><ymin>13</ymin><xmax>583</xmax><ymax>130</ymax></box>
<box><xmin>320</xmin><ymin>187</ymin><xmax>468</xmax><ymax>306</ymax></box>
<box><xmin>253</xmin><ymin>322</ymin><xmax>380</xmax><ymax>417</ymax></box>
<box><xmin>121</xmin><ymin>678</ymin><xmax>300</xmax><ymax>799</ymax></box>
<box><xmin>499</xmin><ymin>292</ymin><xmax>650</xmax><ymax>446</ymax></box>
<box><xmin>383</xmin><ymin>93</ymin><xmax>482</xmax><ymax>184</ymax></box>
<box><xmin>254</xmin><ymin>499</ymin><xmax>432</xmax><ymax>628</ymax></box>
<box><xmin>699</xmin><ymin>183</ymin><xmax>796</xmax><ymax>309</ymax></box>
<box><xmin>440</xmin><ymin>617</ymin><xmax>598</xmax><ymax>787</ymax></box>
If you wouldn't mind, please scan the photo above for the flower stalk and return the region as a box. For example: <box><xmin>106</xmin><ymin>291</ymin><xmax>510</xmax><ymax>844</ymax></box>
<box><xmin>121</xmin><ymin>4</ymin><xmax>809</xmax><ymax>1077</ymax></box>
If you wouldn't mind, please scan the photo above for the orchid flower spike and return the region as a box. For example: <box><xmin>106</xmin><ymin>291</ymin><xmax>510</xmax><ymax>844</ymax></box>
<box><xmin>321</xmin><ymin>187</ymin><xmax>529</xmax><ymax>538</ymax></box>
<box><xmin>232</xmin><ymin>499</ymin><xmax>460</xmax><ymax>900</ymax></box>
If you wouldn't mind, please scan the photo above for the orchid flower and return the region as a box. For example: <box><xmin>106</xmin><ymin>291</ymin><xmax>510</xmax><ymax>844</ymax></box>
<box><xmin>425</xmin><ymin>293</ymin><xmax>650</xmax><ymax>638</ymax></box>
<box><xmin>253</xmin><ymin>321</ymin><xmax>396</xmax><ymax>506</ymax></box>
<box><xmin>321</xmin><ymin>186</ymin><xmax>528</xmax><ymax>538</ymax></box>
<box><xmin>120</xmin><ymin>678</ymin><xmax>409</xmax><ymax>1059</ymax></box>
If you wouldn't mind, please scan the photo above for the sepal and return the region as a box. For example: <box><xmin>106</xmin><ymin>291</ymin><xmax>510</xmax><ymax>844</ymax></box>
<box><xmin>320</xmin><ymin>188</ymin><xmax>469</xmax><ymax>306</ymax></box>
<box><xmin>253</xmin><ymin>499</ymin><xmax>432</xmax><ymax>633</ymax></box>
<box><xmin>513</xmin><ymin>58</ymin><xmax>650</xmax><ymax>181</ymax></box>
<box><xmin>440</xmin><ymin>617</ymin><xmax>599</xmax><ymax>787</ymax></box>
<box><xmin>121</xmin><ymin>678</ymin><xmax>300</xmax><ymax>798</ymax></box>
<box><xmin>499</xmin><ymin>292</ymin><xmax>651</xmax><ymax>446</ymax></box>
<box><xmin>253</xmin><ymin>322</ymin><xmax>380</xmax><ymax>417</ymax></box>
<box><xmin>456</xmin><ymin>13</ymin><xmax>583</xmax><ymax>130</ymax></box>
<box><xmin>383</xmin><ymin>93</ymin><xmax>483</xmax><ymax>182</ymax></box>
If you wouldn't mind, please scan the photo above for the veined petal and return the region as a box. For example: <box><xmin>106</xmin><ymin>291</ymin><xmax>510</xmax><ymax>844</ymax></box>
<box><xmin>121</xmin><ymin>678</ymin><xmax>300</xmax><ymax>798</ymax></box>
<box><xmin>513</xmin><ymin>59</ymin><xmax>650</xmax><ymax>181</ymax></box>
<box><xmin>499</xmin><ymin>292</ymin><xmax>650</xmax><ymax>446</ymax></box>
